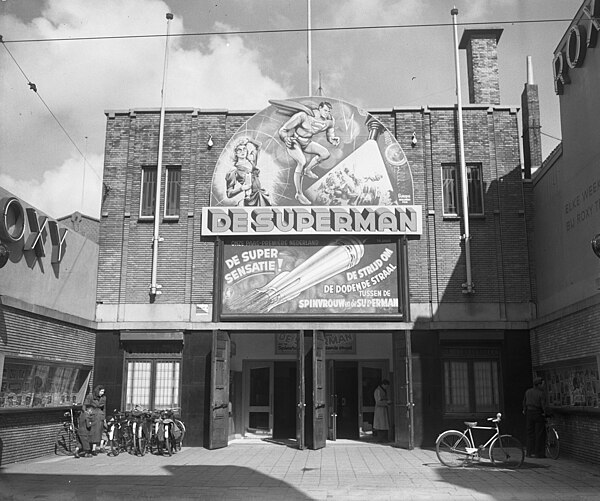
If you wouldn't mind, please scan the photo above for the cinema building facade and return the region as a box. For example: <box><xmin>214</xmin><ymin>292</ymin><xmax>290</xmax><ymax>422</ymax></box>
<box><xmin>93</xmin><ymin>27</ymin><xmax>536</xmax><ymax>450</ymax></box>
<box><xmin>0</xmin><ymin>188</ymin><xmax>98</xmax><ymax>464</ymax></box>
<box><xmin>530</xmin><ymin>0</ymin><xmax>600</xmax><ymax>464</ymax></box>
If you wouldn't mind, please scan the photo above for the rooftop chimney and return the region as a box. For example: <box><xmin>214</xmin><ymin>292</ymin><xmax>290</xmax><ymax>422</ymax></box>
<box><xmin>521</xmin><ymin>56</ymin><xmax>542</xmax><ymax>179</ymax></box>
<box><xmin>459</xmin><ymin>28</ymin><xmax>503</xmax><ymax>105</ymax></box>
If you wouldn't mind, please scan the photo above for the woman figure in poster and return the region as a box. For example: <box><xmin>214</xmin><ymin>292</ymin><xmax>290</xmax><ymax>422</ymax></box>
<box><xmin>373</xmin><ymin>379</ymin><xmax>390</xmax><ymax>443</ymax></box>
<box><xmin>225</xmin><ymin>137</ymin><xmax>270</xmax><ymax>206</ymax></box>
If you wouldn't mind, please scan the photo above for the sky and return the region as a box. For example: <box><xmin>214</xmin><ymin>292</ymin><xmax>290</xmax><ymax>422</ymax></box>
<box><xmin>0</xmin><ymin>0</ymin><xmax>577</xmax><ymax>219</ymax></box>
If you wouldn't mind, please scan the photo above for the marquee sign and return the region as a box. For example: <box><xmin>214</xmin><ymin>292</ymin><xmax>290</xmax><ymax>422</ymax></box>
<box><xmin>208</xmin><ymin>97</ymin><xmax>416</xmax><ymax>319</ymax></box>
<box><xmin>202</xmin><ymin>205</ymin><xmax>421</xmax><ymax>235</ymax></box>
<box><xmin>553</xmin><ymin>0</ymin><xmax>599</xmax><ymax>94</ymax></box>
<box><xmin>0</xmin><ymin>196</ymin><xmax>68</xmax><ymax>265</ymax></box>
<box><xmin>204</xmin><ymin>97</ymin><xmax>421</xmax><ymax>231</ymax></box>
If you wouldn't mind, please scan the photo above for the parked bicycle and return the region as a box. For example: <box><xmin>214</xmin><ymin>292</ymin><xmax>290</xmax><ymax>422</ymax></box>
<box><xmin>149</xmin><ymin>408</ymin><xmax>186</xmax><ymax>456</ymax></box>
<box><xmin>545</xmin><ymin>418</ymin><xmax>560</xmax><ymax>459</ymax></box>
<box><xmin>130</xmin><ymin>408</ymin><xmax>152</xmax><ymax>456</ymax></box>
<box><xmin>54</xmin><ymin>406</ymin><xmax>80</xmax><ymax>456</ymax></box>
<box><xmin>436</xmin><ymin>412</ymin><xmax>524</xmax><ymax>468</ymax></box>
<box><xmin>106</xmin><ymin>410</ymin><xmax>133</xmax><ymax>456</ymax></box>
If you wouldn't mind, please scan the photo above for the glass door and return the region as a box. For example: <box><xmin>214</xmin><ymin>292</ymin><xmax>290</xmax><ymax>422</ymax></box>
<box><xmin>243</xmin><ymin>361</ymin><xmax>273</xmax><ymax>437</ymax></box>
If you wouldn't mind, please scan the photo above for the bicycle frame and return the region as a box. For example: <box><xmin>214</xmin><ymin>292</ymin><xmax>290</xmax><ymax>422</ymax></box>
<box><xmin>461</xmin><ymin>421</ymin><xmax>500</xmax><ymax>455</ymax></box>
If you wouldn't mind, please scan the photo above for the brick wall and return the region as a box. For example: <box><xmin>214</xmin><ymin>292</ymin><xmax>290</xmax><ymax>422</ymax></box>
<box><xmin>531</xmin><ymin>302</ymin><xmax>600</xmax><ymax>465</ymax></box>
<box><xmin>98</xmin><ymin>105</ymin><xmax>532</xmax><ymax>315</ymax></box>
<box><xmin>0</xmin><ymin>304</ymin><xmax>96</xmax><ymax>465</ymax></box>
<box><xmin>0</xmin><ymin>409</ymin><xmax>67</xmax><ymax>465</ymax></box>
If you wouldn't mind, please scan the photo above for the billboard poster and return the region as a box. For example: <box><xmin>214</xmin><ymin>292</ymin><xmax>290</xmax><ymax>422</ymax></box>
<box><xmin>221</xmin><ymin>237</ymin><xmax>400</xmax><ymax>318</ymax></box>
<box><xmin>207</xmin><ymin>97</ymin><xmax>417</xmax><ymax>215</ymax></box>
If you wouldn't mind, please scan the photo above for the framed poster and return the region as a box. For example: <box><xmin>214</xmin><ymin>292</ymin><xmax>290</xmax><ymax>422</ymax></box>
<box><xmin>220</xmin><ymin>237</ymin><xmax>401</xmax><ymax>319</ymax></box>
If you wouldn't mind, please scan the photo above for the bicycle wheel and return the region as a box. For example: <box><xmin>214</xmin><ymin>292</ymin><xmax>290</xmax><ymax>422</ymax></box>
<box><xmin>55</xmin><ymin>426</ymin><xmax>77</xmax><ymax>456</ymax></box>
<box><xmin>436</xmin><ymin>431</ymin><xmax>471</xmax><ymax>467</ymax></box>
<box><xmin>109</xmin><ymin>438</ymin><xmax>120</xmax><ymax>456</ymax></box>
<box><xmin>138</xmin><ymin>429</ymin><xmax>147</xmax><ymax>456</ymax></box>
<box><xmin>164</xmin><ymin>434</ymin><xmax>173</xmax><ymax>456</ymax></box>
<box><xmin>546</xmin><ymin>426</ymin><xmax>560</xmax><ymax>459</ymax></box>
<box><xmin>174</xmin><ymin>419</ymin><xmax>185</xmax><ymax>451</ymax></box>
<box><xmin>490</xmin><ymin>435</ymin><xmax>524</xmax><ymax>468</ymax></box>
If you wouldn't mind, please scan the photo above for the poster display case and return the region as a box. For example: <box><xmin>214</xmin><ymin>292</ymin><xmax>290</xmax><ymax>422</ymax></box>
<box><xmin>0</xmin><ymin>356</ymin><xmax>91</xmax><ymax>410</ymax></box>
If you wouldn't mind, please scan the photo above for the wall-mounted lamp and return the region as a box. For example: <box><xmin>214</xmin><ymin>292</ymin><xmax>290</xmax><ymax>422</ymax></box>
<box><xmin>411</xmin><ymin>131</ymin><xmax>417</xmax><ymax>147</ymax></box>
<box><xmin>592</xmin><ymin>233</ymin><xmax>600</xmax><ymax>259</ymax></box>
<box><xmin>207</xmin><ymin>134</ymin><xmax>214</xmax><ymax>149</ymax></box>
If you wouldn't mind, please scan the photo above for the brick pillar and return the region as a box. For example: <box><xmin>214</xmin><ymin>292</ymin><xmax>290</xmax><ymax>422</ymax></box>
<box><xmin>521</xmin><ymin>56</ymin><xmax>543</xmax><ymax>179</ymax></box>
<box><xmin>459</xmin><ymin>29</ymin><xmax>503</xmax><ymax>105</ymax></box>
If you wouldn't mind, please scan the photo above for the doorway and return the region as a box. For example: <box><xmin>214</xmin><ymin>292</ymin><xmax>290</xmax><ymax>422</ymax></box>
<box><xmin>334</xmin><ymin>363</ymin><xmax>359</xmax><ymax>439</ymax></box>
<box><xmin>327</xmin><ymin>360</ymin><xmax>389</xmax><ymax>441</ymax></box>
<box><xmin>243</xmin><ymin>360</ymin><xmax>298</xmax><ymax>439</ymax></box>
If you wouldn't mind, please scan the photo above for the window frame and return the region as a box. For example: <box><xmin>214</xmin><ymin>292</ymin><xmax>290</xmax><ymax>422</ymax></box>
<box><xmin>441</xmin><ymin>346</ymin><xmax>502</xmax><ymax>417</ymax></box>
<box><xmin>441</xmin><ymin>162</ymin><xmax>485</xmax><ymax>217</ymax></box>
<box><xmin>139</xmin><ymin>165</ymin><xmax>157</xmax><ymax>219</ymax></box>
<box><xmin>123</xmin><ymin>353</ymin><xmax>182</xmax><ymax>411</ymax></box>
<box><xmin>164</xmin><ymin>165</ymin><xmax>181</xmax><ymax>219</ymax></box>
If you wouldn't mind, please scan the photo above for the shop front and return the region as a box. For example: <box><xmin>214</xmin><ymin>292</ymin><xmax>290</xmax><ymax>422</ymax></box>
<box><xmin>199</xmin><ymin>98</ymin><xmax>421</xmax><ymax>450</ymax></box>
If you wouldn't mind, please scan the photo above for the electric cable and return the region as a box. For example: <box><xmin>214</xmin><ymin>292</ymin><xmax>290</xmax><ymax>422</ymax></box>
<box><xmin>1</xmin><ymin>18</ymin><xmax>573</xmax><ymax>44</ymax></box>
<box><xmin>1</xmin><ymin>39</ymin><xmax>103</xmax><ymax>183</ymax></box>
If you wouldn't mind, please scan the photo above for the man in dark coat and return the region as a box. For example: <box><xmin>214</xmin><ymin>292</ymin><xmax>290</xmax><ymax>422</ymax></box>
<box><xmin>523</xmin><ymin>377</ymin><xmax>548</xmax><ymax>458</ymax></box>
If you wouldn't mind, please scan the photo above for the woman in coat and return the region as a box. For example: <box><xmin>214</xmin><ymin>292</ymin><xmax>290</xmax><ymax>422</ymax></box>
<box><xmin>373</xmin><ymin>379</ymin><xmax>390</xmax><ymax>443</ymax></box>
<box><xmin>85</xmin><ymin>385</ymin><xmax>106</xmax><ymax>455</ymax></box>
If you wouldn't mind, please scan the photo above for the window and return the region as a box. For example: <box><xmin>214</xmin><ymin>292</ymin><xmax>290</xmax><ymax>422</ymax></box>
<box><xmin>124</xmin><ymin>357</ymin><xmax>181</xmax><ymax>410</ymax></box>
<box><xmin>165</xmin><ymin>166</ymin><xmax>181</xmax><ymax>217</ymax></box>
<box><xmin>442</xmin><ymin>165</ymin><xmax>459</xmax><ymax>215</ymax></box>
<box><xmin>442</xmin><ymin>163</ymin><xmax>484</xmax><ymax>216</ymax></box>
<box><xmin>442</xmin><ymin>347</ymin><xmax>500</xmax><ymax>415</ymax></box>
<box><xmin>0</xmin><ymin>357</ymin><xmax>92</xmax><ymax>409</ymax></box>
<box><xmin>140</xmin><ymin>166</ymin><xmax>157</xmax><ymax>218</ymax></box>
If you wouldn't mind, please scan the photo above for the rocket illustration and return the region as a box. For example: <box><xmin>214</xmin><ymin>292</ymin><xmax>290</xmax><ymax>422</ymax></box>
<box><xmin>232</xmin><ymin>236</ymin><xmax>365</xmax><ymax>313</ymax></box>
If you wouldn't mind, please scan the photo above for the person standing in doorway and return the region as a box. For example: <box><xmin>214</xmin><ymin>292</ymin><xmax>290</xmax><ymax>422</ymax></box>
<box><xmin>373</xmin><ymin>379</ymin><xmax>391</xmax><ymax>443</ymax></box>
<box><xmin>523</xmin><ymin>377</ymin><xmax>548</xmax><ymax>458</ymax></box>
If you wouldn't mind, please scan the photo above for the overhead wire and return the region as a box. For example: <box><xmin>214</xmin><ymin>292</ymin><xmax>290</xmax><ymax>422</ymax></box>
<box><xmin>1</xmin><ymin>17</ymin><xmax>572</xmax><ymax>44</ymax></box>
<box><xmin>0</xmin><ymin>14</ymin><xmax>570</xmax><ymax>189</ymax></box>
<box><xmin>1</xmin><ymin>39</ymin><xmax>103</xmax><ymax>183</ymax></box>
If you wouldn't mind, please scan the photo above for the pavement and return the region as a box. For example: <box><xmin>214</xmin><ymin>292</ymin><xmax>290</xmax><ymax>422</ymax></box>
<box><xmin>1</xmin><ymin>438</ymin><xmax>599</xmax><ymax>501</ymax></box>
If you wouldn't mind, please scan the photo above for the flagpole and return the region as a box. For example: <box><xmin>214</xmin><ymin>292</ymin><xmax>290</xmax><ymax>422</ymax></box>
<box><xmin>307</xmin><ymin>0</ymin><xmax>312</xmax><ymax>95</ymax></box>
<box><xmin>150</xmin><ymin>12</ymin><xmax>173</xmax><ymax>297</ymax></box>
<box><xmin>451</xmin><ymin>7</ymin><xmax>474</xmax><ymax>294</ymax></box>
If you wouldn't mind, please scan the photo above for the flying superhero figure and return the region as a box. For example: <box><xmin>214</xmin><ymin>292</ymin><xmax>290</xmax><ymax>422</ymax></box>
<box><xmin>270</xmin><ymin>99</ymin><xmax>340</xmax><ymax>205</ymax></box>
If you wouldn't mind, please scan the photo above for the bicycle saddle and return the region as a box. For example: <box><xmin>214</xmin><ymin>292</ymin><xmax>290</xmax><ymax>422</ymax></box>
<box><xmin>464</xmin><ymin>421</ymin><xmax>478</xmax><ymax>427</ymax></box>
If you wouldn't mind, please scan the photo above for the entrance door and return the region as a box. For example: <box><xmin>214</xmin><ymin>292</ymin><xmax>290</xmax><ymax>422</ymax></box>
<box><xmin>296</xmin><ymin>331</ymin><xmax>306</xmax><ymax>449</ymax></box>
<box><xmin>394</xmin><ymin>331</ymin><xmax>414</xmax><ymax>449</ymax></box>
<box><xmin>359</xmin><ymin>360</ymin><xmax>389</xmax><ymax>440</ymax></box>
<box><xmin>208</xmin><ymin>330</ymin><xmax>230</xmax><ymax>450</ymax></box>
<box><xmin>273</xmin><ymin>361</ymin><xmax>297</xmax><ymax>439</ymax></box>
<box><xmin>306</xmin><ymin>330</ymin><xmax>326</xmax><ymax>450</ymax></box>
<box><xmin>335</xmin><ymin>363</ymin><xmax>359</xmax><ymax>439</ymax></box>
<box><xmin>243</xmin><ymin>361</ymin><xmax>273</xmax><ymax>436</ymax></box>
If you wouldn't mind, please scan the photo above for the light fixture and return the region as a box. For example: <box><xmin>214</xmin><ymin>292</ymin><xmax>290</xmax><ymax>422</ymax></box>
<box><xmin>207</xmin><ymin>134</ymin><xmax>214</xmax><ymax>149</ymax></box>
<box><xmin>411</xmin><ymin>131</ymin><xmax>417</xmax><ymax>147</ymax></box>
<box><xmin>592</xmin><ymin>233</ymin><xmax>600</xmax><ymax>259</ymax></box>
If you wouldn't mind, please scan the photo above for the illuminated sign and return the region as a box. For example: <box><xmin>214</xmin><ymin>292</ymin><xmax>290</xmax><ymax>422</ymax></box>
<box><xmin>553</xmin><ymin>0</ymin><xmax>599</xmax><ymax>94</ymax></box>
<box><xmin>202</xmin><ymin>205</ymin><xmax>422</xmax><ymax>236</ymax></box>
<box><xmin>0</xmin><ymin>197</ymin><xmax>68</xmax><ymax>264</ymax></box>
